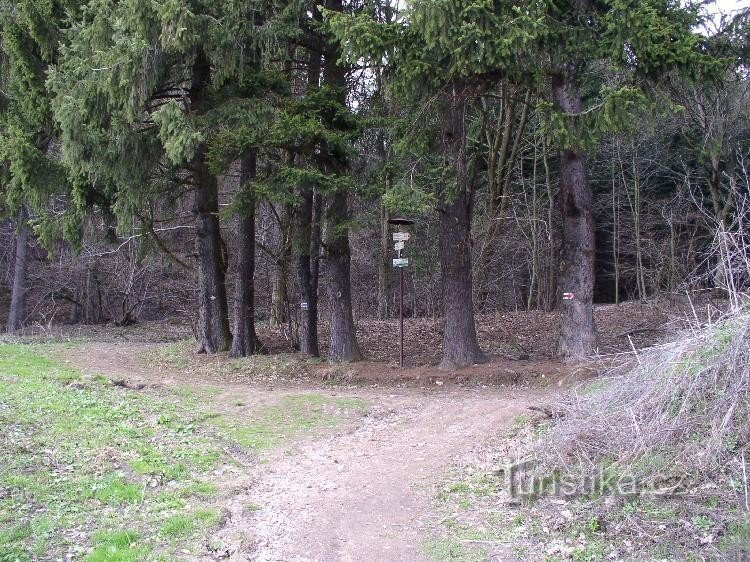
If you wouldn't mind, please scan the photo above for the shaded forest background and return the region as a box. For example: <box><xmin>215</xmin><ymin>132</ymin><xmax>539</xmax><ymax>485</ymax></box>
<box><xmin>1</xmin><ymin>0</ymin><xmax>749</xmax><ymax>364</ymax></box>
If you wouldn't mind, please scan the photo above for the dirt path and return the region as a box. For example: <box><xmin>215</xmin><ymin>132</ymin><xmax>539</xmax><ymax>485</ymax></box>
<box><xmin>239</xmin><ymin>390</ymin><xmax>535</xmax><ymax>562</ymax></box>
<box><xmin>64</xmin><ymin>342</ymin><xmax>554</xmax><ymax>561</ymax></box>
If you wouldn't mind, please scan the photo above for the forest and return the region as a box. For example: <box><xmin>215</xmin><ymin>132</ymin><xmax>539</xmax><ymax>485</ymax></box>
<box><xmin>1</xmin><ymin>0</ymin><xmax>750</xmax><ymax>561</ymax></box>
<box><xmin>0</xmin><ymin>0</ymin><xmax>746</xmax><ymax>364</ymax></box>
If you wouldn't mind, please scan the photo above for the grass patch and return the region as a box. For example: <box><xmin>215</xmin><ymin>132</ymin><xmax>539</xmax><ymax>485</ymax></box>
<box><xmin>85</xmin><ymin>530</ymin><xmax>148</xmax><ymax>562</ymax></box>
<box><xmin>214</xmin><ymin>393</ymin><xmax>368</xmax><ymax>451</ymax></box>
<box><xmin>0</xmin><ymin>344</ymin><xmax>226</xmax><ymax>559</ymax></box>
<box><xmin>159</xmin><ymin>514</ymin><xmax>195</xmax><ymax>538</ymax></box>
<box><xmin>423</xmin><ymin>536</ymin><xmax>487</xmax><ymax>562</ymax></box>
<box><xmin>93</xmin><ymin>475</ymin><xmax>143</xmax><ymax>505</ymax></box>
<box><xmin>159</xmin><ymin>508</ymin><xmax>219</xmax><ymax>539</ymax></box>
<box><xmin>0</xmin><ymin>343</ymin><xmax>368</xmax><ymax>559</ymax></box>
<box><xmin>719</xmin><ymin>515</ymin><xmax>750</xmax><ymax>558</ymax></box>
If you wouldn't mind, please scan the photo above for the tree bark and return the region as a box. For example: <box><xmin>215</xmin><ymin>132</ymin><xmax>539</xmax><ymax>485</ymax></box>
<box><xmin>377</xmin><ymin>201</ymin><xmax>390</xmax><ymax>319</ymax></box>
<box><xmin>230</xmin><ymin>154</ymin><xmax>262</xmax><ymax>357</ymax></box>
<box><xmin>323</xmin><ymin>0</ymin><xmax>362</xmax><ymax>363</ymax></box>
<box><xmin>6</xmin><ymin>208</ymin><xmax>30</xmax><ymax>332</ymax></box>
<box><xmin>270</xmin><ymin>204</ymin><xmax>291</xmax><ymax>327</ymax></box>
<box><xmin>293</xmin><ymin>170</ymin><xmax>321</xmax><ymax>356</ymax></box>
<box><xmin>190</xmin><ymin>48</ymin><xmax>231</xmax><ymax>354</ymax></box>
<box><xmin>311</xmin><ymin>191</ymin><xmax>322</xmax><ymax>304</ymax></box>
<box><xmin>291</xmin><ymin>18</ymin><xmax>322</xmax><ymax>356</ymax></box>
<box><xmin>543</xmin><ymin>137</ymin><xmax>559</xmax><ymax>312</ymax></box>
<box><xmin>325</xmin><ymin>190</ymin><xmax>362</xmax><ymax>362</ymax></box>
<box><xmin>84</xmin><ymin>264</ymin><xmax>102</xmax><ymax>324</ymax></box>
<box><xmin>438</xmin><ymin>85</ymin><xmax>485</xmax><ymax>370</ymax></box>
<box><xmin>551</xmin><ymin>73</ymin><xmax>597</xmax><ymax>359</ymax></box>
<box><xmin>193</xmin><ymin>146</ymin><xmax>232</xmax><ymax>354</ymax></box>
<box><xmin>270</xmin><ymin>265</ymin><xmax>288</xmax><ymax>326</ymax></box>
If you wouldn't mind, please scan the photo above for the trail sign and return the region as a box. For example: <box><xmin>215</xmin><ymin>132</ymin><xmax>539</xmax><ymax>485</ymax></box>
<box><xmin>562</xmin><ymin>292</ymin><xmax>574</xmax><ymax>300</ymax></box>
<box><xmin>388</xmin><ymin>218</ymin><xmax>415</xmax><ymax>370</ymax></box>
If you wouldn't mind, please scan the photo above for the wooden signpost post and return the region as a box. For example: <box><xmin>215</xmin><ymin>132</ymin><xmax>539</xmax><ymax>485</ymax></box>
<box><xmin>388</xmin><ymin>218</ymin><xmax>414</xmax><ymax>368</ymax></box>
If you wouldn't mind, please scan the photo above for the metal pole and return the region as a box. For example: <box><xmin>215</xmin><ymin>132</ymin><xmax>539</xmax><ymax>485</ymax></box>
<box><xmin>400</xmin><ymin>265</ymin><xmax>404</xmax><ymax>368</ymax></box>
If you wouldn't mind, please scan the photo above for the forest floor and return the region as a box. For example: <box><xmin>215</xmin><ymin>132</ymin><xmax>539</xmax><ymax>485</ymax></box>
<box><xmin>0</xmin><ymin>299</ymin><xmax>727</xmax><ymax>561</ymax></box>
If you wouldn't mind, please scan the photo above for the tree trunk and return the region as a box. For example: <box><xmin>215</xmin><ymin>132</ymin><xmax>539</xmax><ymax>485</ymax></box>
<box><xmin>325</xmin><ymin>190</ymin><xmax>362</xmax><ymax>362</ymax></box>
<box><xmin>271</xmin><ymin>259</ymin><xmax>289</xmax><ymax>326</ymax></box>
<box><xmin>193</xmin><ymin>146</ymin><xmax>232</xmax><ymax>354</ymax></box>
<box><xmin>438</xmin><ymin>85</ymin><xmax>484</xmax><ymax>370</ymax></box>
<box><xmin>190</xmin><ymin>48</ymin><xmax>231</xmax><ymax>354</ymax></box>
<box><xmin>552</xmin><ymin>74</ymin><xmax>597</xmax><ymax>359</ymax></box>
<box><xmin>270</xmin><ymin>204</ymin><xmax>291</xmax><ymax>327</ymax></box>
<box><xmin>439</xmin><ymin>192</ymin><xmax>485</xmax><ymax>370</ymax></box>
<box><xmin>377</xmin><ymin>201</ymin><xmax>390</xmax><ymax>319</ymax></box>
<box><xmin>611</xmin><ymin>155</ymin><xmax>621</xmax><ymax>305</ymax></box>
<box><xmin>293</xmin><ymin>172</ymin><xmax>320</xmax><ymax>356</ymax></box>
<box><xmin>322</xmin><ymin>0</ymin><xmax>361</xmax><ymax>363</ymax></box>
<box><xmin>230</xmin><ymin>153</ymin><xmax>262</xmax><ymax>357</ymax></box>
<box><xmin>6</xmin><ymin>209</ymin><xmax>30</xmax><ymax>332</ymax></box>
<box><xmin>543</xmin><ymin>137</ymin><xmax>558</xmax><ymax>312</ymax></box>
<box><xmin>311</xmin><ymin>191</ymin><xmax>322</xmax><ymax>302</ymax></box>
<box><xmin>291</xmin><ymin>23</ymin><xmax>322</xmax><ymax>357</ymax></box>
<box><xmin>84</xmin><ymin>264</ymin><xmax>101</xmax><ymax>324</ymax></box>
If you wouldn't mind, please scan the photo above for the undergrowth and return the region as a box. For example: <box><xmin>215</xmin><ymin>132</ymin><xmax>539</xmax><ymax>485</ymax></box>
<box><xmin>427</xmin><ymin>312</ymin><xmax>750</xmax><ymax>561</ymax></box>
<box><xmin>524</xmin><ymin>313</ymin><xmax>750</xmax><ymax>559</ymax></box>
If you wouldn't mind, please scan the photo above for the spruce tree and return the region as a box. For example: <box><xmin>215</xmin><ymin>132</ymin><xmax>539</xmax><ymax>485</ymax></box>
<box><xmin>0</xmin><ymin>0</ymin><xmax>78</xmax><ymax>331</ymax></box>
<box><xmin>329</xmin><ymin>0</ymin><xmax>711</xmax><ymax>360</ymax></box>
<box><xmin>49</xmin><ymin>0</ymin><xmax>294</xmax><ymax>353</ymax></box>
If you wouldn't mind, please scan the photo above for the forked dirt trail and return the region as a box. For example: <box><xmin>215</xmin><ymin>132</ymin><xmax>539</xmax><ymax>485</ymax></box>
<box><xmin>66</xmin><ymin>342</ymin><xmax>557</xmax><ymax>561</ymax></box>
<box><xmin>232</xmin><ymin>389</ymin><xmax>538</xmax><ymax>561</ymax></box>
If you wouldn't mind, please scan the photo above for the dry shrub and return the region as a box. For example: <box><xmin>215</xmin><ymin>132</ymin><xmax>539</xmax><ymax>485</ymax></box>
<box><xmin>539</xmin><ymin>314</ymin><xmax>749</xmax><ymax>501</ymax></box>
<box><xmin>538</xmin><ymin>208</ymin><xmax>750</xmax><ymax>504</ymax></box>
<box><xmin>514</xmin><ymin>210</ymin><xmax>750</xmax><ymax>557</ymax></box>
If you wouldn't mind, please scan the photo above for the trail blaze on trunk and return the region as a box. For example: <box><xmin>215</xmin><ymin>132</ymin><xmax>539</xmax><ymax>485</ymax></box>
<box><xmin>294</xmin><ymin>174</ymin><xmax>320</xmax><ymax>357</ymax></box>
<box><xmin>193</xmin><ymin>147</ymin><xmax>232</xmax><ymax>354</ymax></box>
<box><xmin>191</xmin><ymin>48</ymin><xmax>231</xmax><ymax>354</ymax></box>
<box><xmin>551</xmin><ymin>73</ymin><xmax>597</xmax><ymax>359</ymax></box>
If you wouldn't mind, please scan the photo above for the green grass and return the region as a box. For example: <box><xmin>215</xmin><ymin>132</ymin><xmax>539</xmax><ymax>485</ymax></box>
<box><xmin>0</xmin><ymin>343</ymin><xmax>366</xmax><ymax>559</ymax></box>
<box><xmin>85</xmin><ymin>530</ymin><xmax>148</xmax><ymax>562</ymax></box>
<box><xmin>0</xmin><ymin>344</ymin><xmax>229</xmax><ymax>558</ymax></box>
<box><xmin>423</xmin><ymin>536</ymin><xmax>487</xmax><ymax>562</ymax></box>
<box><xmin>159</xmin><ymin>509</ymin><xmax>220</xmax><ymax>539</ymax></box>
<box><xmin>719</xmin><ymin>515</ymin><xmax>750</xmax><ymax>558</ymax></box>
<box><xmin>93</xmin><ymin>475</ymin><xmax>143</xmax><ymax>505</ymax></box>
<box><xmin>213</xmin><ymin>393</ymin><xmax>368</xmax><ymax>451</ymax></box>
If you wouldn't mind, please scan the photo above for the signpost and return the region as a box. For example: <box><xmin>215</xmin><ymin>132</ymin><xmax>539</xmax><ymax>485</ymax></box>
<box><xmin>388</xmin><ymin>217</ymin><xmax>415</xmax><ymax>368</ymax></box>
